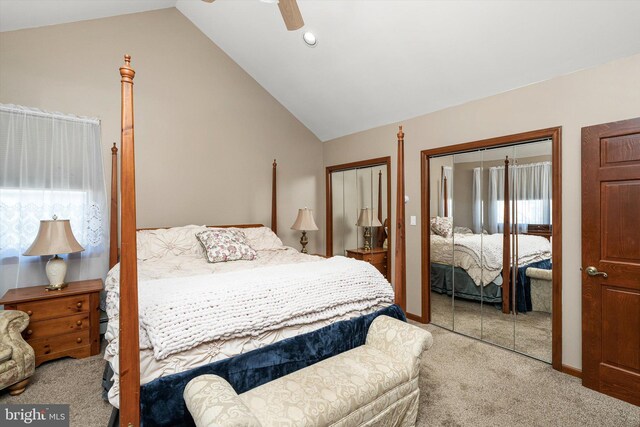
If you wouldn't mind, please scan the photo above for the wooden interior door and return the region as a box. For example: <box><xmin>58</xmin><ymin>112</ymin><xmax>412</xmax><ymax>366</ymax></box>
<box><xmin>582</xmin><ymin>117</ymin><xmax>640</xmax><ymax>406</ymax></box>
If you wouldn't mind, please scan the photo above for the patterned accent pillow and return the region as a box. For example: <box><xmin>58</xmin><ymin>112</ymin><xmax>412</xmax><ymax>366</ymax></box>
<box><xmin>430</xmin><ymin>216</ymin><xmax>453</xmax><ymax>238</ymax></box>
<box><xmin>196</xmin><ymin>229</ymin><xmax>257</xmax><ymax>263</ymax></box>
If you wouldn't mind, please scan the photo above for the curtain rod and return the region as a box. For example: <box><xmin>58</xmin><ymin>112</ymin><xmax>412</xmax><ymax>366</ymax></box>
<box><xmin>0</xmin><ymin>104</ymin><xmax>100</xmax><ymax>125</ymax></box>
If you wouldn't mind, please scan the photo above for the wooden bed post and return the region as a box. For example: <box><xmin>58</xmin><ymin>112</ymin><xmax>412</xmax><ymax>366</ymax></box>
<box><xmin>394</xmin><ymin>126</ymin><xmax>406</xmax><ymax>311</ymax></box>
<box><xmin>377</xmin><ymin>170</ymin><xmax>383</xmax><ymax>224</ymax></box>
<box><xmin>110</xmin><ymin>143</ymin><xmax>119</xmax><ymax>269</ymax></box>
<box><xmin>443</xmin><ymin>175</ymin><xmax>449</xmax><ymax>217</ymax></box>
<box><xmin>502</xmin><ymin>156</ymin><xmax>511</xmax><ymax>314</ymax></box>
<box><xmin>272</xmin><ymin>159</ymin><xmax>277</xmax><ymax>234</ymax></box>
<box><xmin>119</xmin><ymin>55</ymin><xmax>141</xmax><ymax>427</ymax></box>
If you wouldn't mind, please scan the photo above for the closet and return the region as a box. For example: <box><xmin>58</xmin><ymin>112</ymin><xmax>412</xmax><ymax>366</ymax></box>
<box><xmin>421</xmin><ymin>128</ymin><xmax>562</xmax><ymax>366</ymax></box>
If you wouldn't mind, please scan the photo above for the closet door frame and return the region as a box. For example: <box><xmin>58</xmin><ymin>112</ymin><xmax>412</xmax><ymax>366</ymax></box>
<box><xmin>420</xmin><ymin>127</ymin><xmax>563</xmax><ymax>371</ymax></box>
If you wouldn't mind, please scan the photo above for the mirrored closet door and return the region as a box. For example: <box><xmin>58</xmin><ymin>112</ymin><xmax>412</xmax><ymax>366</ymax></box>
<box><xmin>327</xmin><ymin>158</ymin><xmax>391</xmax><ymax>279</ymax></box>
<box><xmin>423</xmin><ymin>129</ymin><xmax>560</xmax><ymax>366</ymax></box>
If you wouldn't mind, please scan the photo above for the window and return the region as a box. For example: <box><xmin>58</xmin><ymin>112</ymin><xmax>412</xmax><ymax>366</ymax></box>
<box><xmin>0</xmin><ymin>104</ymin><xmax>108</xmax><ymax>295</ymax></box>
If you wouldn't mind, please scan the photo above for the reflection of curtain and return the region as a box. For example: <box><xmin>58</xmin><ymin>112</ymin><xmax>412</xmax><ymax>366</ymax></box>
<box><xmin>487</xmin><ymin>161</ymin><xmax>552</xmax><ymax>234</ymax></box>
<box><xmin>472</xmin><ymin>167</ymin><xmax>482</xmax><ymax>233</ymax></box>
<box><xmin>0</xmin><ymin>104</ymin><xmax>108</xmax><ymax>297</ymax></box>
<box><xmin>439</xmin><ymin>166</ymin><xmax>452</xmax><ymax>217</ymax></box>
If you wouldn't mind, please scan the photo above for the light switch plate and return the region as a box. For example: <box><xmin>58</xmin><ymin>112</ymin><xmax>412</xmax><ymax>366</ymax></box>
<box><xmin>410</xmin><ymin>216</ymin><xmax>417</xmax><ymax>226</ymax></box>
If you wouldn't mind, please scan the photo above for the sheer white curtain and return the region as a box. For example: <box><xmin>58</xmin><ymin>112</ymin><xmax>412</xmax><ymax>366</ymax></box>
<box><xmin>0</xmin><ymin>104</ymin><xmax>108</xmax><ymax>298</ymax></box>
<box><xmin>487</xmin><ymin>161</ymin><xmax>551</xmax><ymax>234</ymax></box>
<box><xmin>438</xmin><ymin>166</ymin><xmax>452</xmax><ymax>217</ymax></box>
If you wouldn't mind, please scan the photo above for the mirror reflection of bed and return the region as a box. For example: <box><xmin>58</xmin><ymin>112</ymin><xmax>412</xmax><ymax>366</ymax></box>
<box><xmin>428</xmin><ymin>138</ymin><xmax>555</xmax><ymax>363</ymax></box>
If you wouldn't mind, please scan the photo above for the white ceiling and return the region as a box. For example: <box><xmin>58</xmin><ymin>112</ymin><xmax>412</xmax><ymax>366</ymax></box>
<box><xmin>2</xmin><ymin>1</ymin><xmax>640</xmax><ymax>142</ymax></box>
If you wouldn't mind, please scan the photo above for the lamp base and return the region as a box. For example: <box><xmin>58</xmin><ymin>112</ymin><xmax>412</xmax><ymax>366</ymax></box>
<box><xmin>45</xmin><ymin>255</ymin><xmax>68</xmax><ymax>291</ymax></box>
<box><xmin>299</xmin><ymin>230</ymin><xmax>309</xmax><ymax>254</ymax></box>
<box><xmin>362</xmin><ymin>227</ymin><xmax>372</xmax><ymax>251</ymax></box>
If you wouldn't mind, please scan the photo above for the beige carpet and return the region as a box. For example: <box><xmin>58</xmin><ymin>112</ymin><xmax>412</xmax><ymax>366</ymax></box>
<box><xmin>0</xmin><ymin>348</ymin><xmax>112</xmax><ymax>426</ymax></box>
<box><xmin>430</xmin><ymin>292</ymin><xmax>552</xmax><ymax>362</ymax></box>
<box><xmin>1</xmin><ymin>331</ymin><xmax>638</xmax><ymax>426</ymax></box>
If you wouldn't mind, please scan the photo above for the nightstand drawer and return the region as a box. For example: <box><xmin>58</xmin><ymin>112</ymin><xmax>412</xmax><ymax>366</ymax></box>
<box><xmin>17</xmin><ymin>295</ymin><xmax>89</xmax><ymax>322</ymax></box>
<box><xmin>362</xmin><ymin>254</ymin><xmax>386</xmax><ymax>263</ymax></box>
<box><xmin>23</xmin><ymin>313</ymin><xmax>90</xmax><ymax>340</ymax></box>
<box><xmin>29</xmin><ymin>330</ymin><xmax>90</xmax><ymax>357</ymax></box>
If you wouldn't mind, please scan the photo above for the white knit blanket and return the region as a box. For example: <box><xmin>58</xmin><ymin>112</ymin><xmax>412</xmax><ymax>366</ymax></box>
<box><xmin>139</xmin><ymin>257</ymin><xmax>394</xmax><ymax>360</ymax></box>
<box><xmin>431</xmin><ymin>233</ymin><xmax>551</xmax><ymax>286</ymax></box>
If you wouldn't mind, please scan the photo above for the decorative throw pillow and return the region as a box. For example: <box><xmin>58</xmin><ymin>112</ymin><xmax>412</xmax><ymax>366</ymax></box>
<box><xmin>196</xmin><ymin>229</ymin><xmax>257</xmax><ymax>263</ymax></box>
<box><xmin>430</xmin><ymin>216</ymin><xmax>453</xmax><ymax>238</ymax></box>
<box><xmin>137</xmin><ymin>225</ymin><xmax>207</xmax><ymax>261</ymax></box>
<box><xmin>240</xmin><ymin>227</ymin><xmax>285</xmax><ymax>251</ymax></box>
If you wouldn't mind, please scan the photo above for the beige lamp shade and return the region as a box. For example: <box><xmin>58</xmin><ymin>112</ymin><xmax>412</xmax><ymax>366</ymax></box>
<box><xmin>291</xmin><ymin>208</ymin><xmax>319</xmax><ymax>231</ymax></box>
<box><xmin>356</xmin><ymin>208</ymin><xmax>383</xmax><ymax>227</ymax></box>
<box><xmin>23</xmin><ymin>219</ymin><xmax>85</xmax><ymax>256</ymax></box>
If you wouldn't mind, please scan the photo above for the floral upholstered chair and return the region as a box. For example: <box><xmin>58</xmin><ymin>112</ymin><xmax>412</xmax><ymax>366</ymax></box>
<box><xmin>0</xmin><ymin>310</ymin><xmax>35</xmax><ymax>395</ymax></box>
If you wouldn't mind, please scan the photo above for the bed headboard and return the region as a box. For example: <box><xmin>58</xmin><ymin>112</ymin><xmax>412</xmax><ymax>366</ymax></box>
<box><xmin>108</xmin><ymin>147</ymin><xmax>277</xmax><ymax>269</ymax></box>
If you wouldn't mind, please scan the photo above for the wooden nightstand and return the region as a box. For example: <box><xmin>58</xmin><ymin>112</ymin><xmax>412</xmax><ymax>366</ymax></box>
<box><xmin>0</xmin><ymin>279</ymin><xmax>103</xmax><ymax>367</ymax></box>
<box><xmin>345</xmin><ymin>247</ymin><xmax>389</xmax><ymax>279</ymax></box>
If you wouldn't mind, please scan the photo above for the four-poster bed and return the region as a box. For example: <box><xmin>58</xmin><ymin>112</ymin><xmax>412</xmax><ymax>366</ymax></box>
<box><xmin>110</xmin><ymin>55</ymin><xmax>409</xmax><ymax>426</ymax></box>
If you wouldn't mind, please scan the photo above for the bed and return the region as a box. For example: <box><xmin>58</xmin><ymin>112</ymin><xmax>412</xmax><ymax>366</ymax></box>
<box><xmin>109</xmin><ymin>55</ymin><xmax>408</xmax><ymax>427</ymax></box>
<box><xmin>429</xmin><ymin>231</ymin><xmax>552</xmax><ymax>312</ymax></box>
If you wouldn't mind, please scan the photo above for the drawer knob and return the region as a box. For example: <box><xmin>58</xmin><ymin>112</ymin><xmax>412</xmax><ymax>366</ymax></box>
<box><xmin>76</xmin><ymin>337</ymin><xmax>82</xmax><ymax>343</ymax></box>
<box><xmin>27</xmin><ymin>310</ymin><xmax>33</xmax><ymax>316</ymax></box>
<box><xmin>76</xmin><ymin>320</ymin><xmax>83</xmax><ymax>326</ymax></box>
<box><xmin>26</xmin><ymin>329</ymin><xmax>33</xmax><ymax>335</ymax></box>
<box><xmin>76</xmin><ymin>302</ymin><xmax>83</xmax><ymax>308</ymax></box>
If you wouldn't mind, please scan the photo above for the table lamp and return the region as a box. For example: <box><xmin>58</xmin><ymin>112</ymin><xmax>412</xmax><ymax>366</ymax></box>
<box><xmin>290</xmin><ymin>208</ymin><xmax>318</xmax><ymax>254</ymax></box>
<box><xmin>23</xmin><ymin>216</ymin><xmax>85</xmax><ymax>290</ymax></box>
<box><xmin>356</xmin><ymin>208</ymin><xmax>382</xmax><ymax>251</ymax></box>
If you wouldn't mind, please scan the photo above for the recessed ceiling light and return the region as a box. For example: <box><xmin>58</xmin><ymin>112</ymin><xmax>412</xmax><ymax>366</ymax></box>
<box><xmin>260</xmin><ymin>0</ymin><xmax>279</xmax><ymax>4</ymax></box>
<box><xmin>303</xmin><ymin>31</ymin><xmax>317</xmax><ymax>47</ymax></box>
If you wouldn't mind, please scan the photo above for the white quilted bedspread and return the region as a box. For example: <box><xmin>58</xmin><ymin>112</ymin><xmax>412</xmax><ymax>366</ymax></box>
<box><xmin>430</xmin><ymin>233</ymin><xmax>551</xmax><ymax>286</ymax></box>
<box><xmin>103</xmin><ymin>246</ymin><xmax>394</xmax><ymax>408</ymax></box>
<box><xmin>140</xmin><ymin>257</ymin><xmax>393</xmax><ymax>359</ymax></box>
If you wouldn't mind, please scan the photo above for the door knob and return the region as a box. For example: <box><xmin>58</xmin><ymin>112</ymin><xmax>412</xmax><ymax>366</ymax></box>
<box><xmin>585</xmin><ymin>266</ymin><xmax>608</xmax><ymax>278</ymax></box>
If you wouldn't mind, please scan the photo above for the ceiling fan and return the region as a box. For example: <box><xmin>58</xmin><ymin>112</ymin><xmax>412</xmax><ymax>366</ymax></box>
<box><xmin>201</xmin><ymin>0</ymin><xmax>304</xmax><ymax>31</ymax></box>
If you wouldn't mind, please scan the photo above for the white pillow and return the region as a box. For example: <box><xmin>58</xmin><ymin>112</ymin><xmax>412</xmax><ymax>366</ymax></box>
<box><xmin>240</xmin><ymin>227</ymin><xmax>284</xmax><ymax>251</ymax></box>
<box><xmin>454</xmin><ymin>226</ymin><xmax>473</xmax><ymax>235</ymax></box>
<box><xmin>136</xmin><ymin>225</ymin><xmax>206</xmax><ymax>261</ymax></box>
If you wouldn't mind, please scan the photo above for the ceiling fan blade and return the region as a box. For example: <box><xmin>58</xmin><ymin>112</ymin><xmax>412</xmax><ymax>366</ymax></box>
<box><xmin>278</xmin><ymin>0</ymin><xmax>304</xmax><ymax>31</ymax></box>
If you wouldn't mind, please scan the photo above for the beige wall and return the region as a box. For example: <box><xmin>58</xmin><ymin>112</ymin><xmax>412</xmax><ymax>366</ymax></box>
<box><xmin>324</xmin><ymin>53</ymin><xmax>640</xmax><ymax>370</ymax></box>
<box><xmin>0</xmin><ymin>8</ymin><xmax>324</xmax><ymax>252</ymax></box>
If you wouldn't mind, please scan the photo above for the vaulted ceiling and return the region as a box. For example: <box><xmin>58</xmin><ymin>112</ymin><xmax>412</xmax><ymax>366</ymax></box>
<box><xmin>2</xmin><ymin>0</ymin><xmax>640</xmax><ymax>141</ymax></box>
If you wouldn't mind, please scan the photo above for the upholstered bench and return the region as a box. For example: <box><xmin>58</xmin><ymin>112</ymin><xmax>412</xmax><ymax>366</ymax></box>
<box><xmin>184</xmin><ymin>315</ymin><xmax>433</xmax><ymax>427</ymax></box>
<box><xmin>526</xmin><ymin>267</ymin><xmax>553</xmax><ymax>313</ymax></box>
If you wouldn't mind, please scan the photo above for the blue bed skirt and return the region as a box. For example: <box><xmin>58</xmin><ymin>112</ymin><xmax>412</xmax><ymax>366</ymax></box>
<box><xmin>430</xmin><ymin>259</ymin><xmax>552</xmax><ymax>313</ymax></box>
<box><xmin>139</xmin><ymin>304</ymin><xmax>406</xmax><ymax>427</ymax></box>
